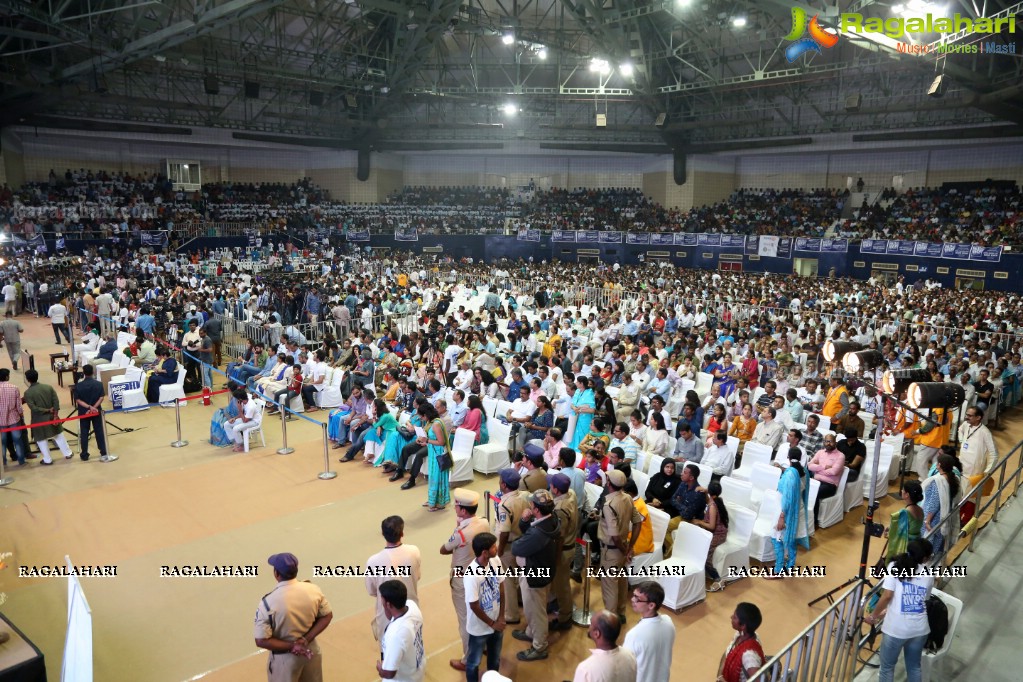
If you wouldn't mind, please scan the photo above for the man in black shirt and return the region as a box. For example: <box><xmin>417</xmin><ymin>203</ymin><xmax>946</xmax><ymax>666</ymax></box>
<box><xmin>837</xmin><ymin>427</ymin><xmax>866</xmax><ymax>482</ymax></box>
<box><xmin>74</xmin><ymin>364</ymin><xmax>108</xmax><ymax>461</ymax></box>
<box><xmin>973</xmin><ymin>369</ymin><xmax>995</xmax><ymax>411</ymax></box>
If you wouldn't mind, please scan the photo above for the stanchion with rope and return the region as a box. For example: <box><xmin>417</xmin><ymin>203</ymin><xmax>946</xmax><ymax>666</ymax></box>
<box><xmin>0</xmin><ymin>452</ymin><xmax>11</xmax><ymax>487</ymax></box>
<box><xmin>318</xmin><ymin>422</ymin><xmax>336</xmax><ymax>480</ymax></box>
<box><xmin>572</xmin><ymin>537</ymin><xmax>593</xmax><ymax>626</ymax></box>
<box><xmin>99</xmin><ymin>409</ymin><xmax>119</xmax><ymax>463</ymax></box>
<box><xmin>170</xmin><ymin>398</ymin><xmax>188</xmax><ymax>448</ymax></box>
<box><xmin>277</xmin><ymin>405</ymin><xmax>294</xmax><ymax>455</ymax></box>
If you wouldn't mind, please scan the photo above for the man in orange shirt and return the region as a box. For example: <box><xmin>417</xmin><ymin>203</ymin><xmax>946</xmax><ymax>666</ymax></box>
<box><xmin>821</xmin><ymin>373</ymin><xmax>849</xmax><ymax>421</ymax></box>
<box><xmin>910</xmin><ymin>407</ymin><xmax>949</xmax><ymax>479</ymax></box>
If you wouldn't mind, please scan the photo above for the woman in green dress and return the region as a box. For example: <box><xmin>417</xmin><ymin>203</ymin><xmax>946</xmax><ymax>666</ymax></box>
<box><xmin>420</xmin><ymin>401</ymin><xmax>451</xmax><ymax>512</ymax></box>
<box><xmin>885</xmin><ymin>480</ymin><xmax>924</xmax><ymax>563</ymax></box>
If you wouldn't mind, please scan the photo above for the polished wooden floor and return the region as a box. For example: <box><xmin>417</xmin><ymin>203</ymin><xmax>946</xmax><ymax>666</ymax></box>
<box><xmin>1</xmin><ymin>315</ymin><xmax>1019</xmax><ymax>681</ymax></box>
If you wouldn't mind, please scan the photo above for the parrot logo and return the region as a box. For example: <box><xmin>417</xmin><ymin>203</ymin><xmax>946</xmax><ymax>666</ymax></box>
<box><xmin>785</xmin><ymin>7</ymin><xmax>839</xmax><ymax>62</ymax></box>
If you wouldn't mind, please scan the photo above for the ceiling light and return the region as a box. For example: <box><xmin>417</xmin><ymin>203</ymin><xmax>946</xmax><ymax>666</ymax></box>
<box><xmin>676</xmin><ymin>0</ymin><xmax>691</xmax><ymax>5</ymax></box>
<box><xmin>732</xmin><ymin>15</ymin><xmax>747</xmax><ymax>28</ymax></box>
<box><xmin>619</xmin><ymin>62</ymin><xmax>634</xmax><ymax>77</ymax></box>
<box><xmin>537</xmin><ymin>47</ymin><xmax>547</xmax><ymax>60</ymax></box>
<box><xmin>380</xmin><ymin>86</ymin><xmax>390</xmax><ymax>93</ymax></box>
<box><xmin>502</xmin><ymin>32</ymin><xmax>514</xmax><ymax>45</ymax></box>
<box><xmin>589</xmin><ymin>58</ymin><xmax>610</xmax><ymax>74</ymax></box>
<box><xmin>502</xmin><ymin>102</ymin><xmax>518</xmax><ymax>115</ymax></box>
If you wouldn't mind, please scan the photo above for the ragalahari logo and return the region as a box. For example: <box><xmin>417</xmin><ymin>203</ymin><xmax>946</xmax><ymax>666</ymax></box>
<box><xmin>785</xmin><ymin>7</ymin><xmax>840</xmax><ymax>62</ymax></box>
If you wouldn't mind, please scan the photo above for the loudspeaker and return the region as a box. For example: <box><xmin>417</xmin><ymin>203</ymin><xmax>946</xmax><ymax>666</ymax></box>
<box><xmin>928</xmin><ymin>74</ymin><xmax>945</xmax><ymax>97</ymax></box>
<box><xmin>309</xmin><ymin>90</ymin><xmax>324</xmax><ymax>106</ymax></box>
<box><xmin>673</xmin><ymin>150</ymin><xmax>687</xmax><ymax>185</ymax></box>
<box><xmin>357</xmin><ymin>149</ymin><xmax>370</xmax><ymax>182</ymax></box>
<box><xmin>595</xmin><ymin>114</ymin><xmax>607</xmax><ymax>127</ymax></box>
<box><xmin>655</xmin><ymin>112</ymin><xmax>667</xmax><ymax>127</ymax></box>
<box><xmin>244</xmin><ymin>81</ymin><xmax>260</xmax><ymax>99</ymax></box>
<box><xmin>844</xmin><ymin>94</ymin><xmax>861</xmax><ymax>111</ymax></box>
<box><xmin>204</xmin><ymin>76</ymin><xmax>219</xmax><ymax>95</ymax></box>
<box><xmin>345</xmin><ymin>94</ymin><xmax>358</xmax><ymax>109</ymax></box>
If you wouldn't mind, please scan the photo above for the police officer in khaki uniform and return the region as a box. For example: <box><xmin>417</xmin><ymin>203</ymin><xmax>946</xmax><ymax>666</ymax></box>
<box><xmin>441</xmin><ymin>487</ymin><xmax>490</xmax><ymax>673</ymax></box>
<box><xmin>549</xmin><ymin>472</ymin><xmax>579</xmax><ymax>630</ymax></box>
<box><xmin>495</xmin><ymin>468</ymin><xmax>529</xmax><ymax>624</ymax></box>
<box><xmin>599</xmin><ymin>469</ymin><xmax>642</xmax><ymax>624</ymax></box>
<box><xmin>254</xmin><ymin>553</ymin><xmax>333</xmax><ymax>682</ymax></box>
<box><xmin>519</xmin><ymin>450</ymin><xmax>548</xmax><ymax>492</ymax></box>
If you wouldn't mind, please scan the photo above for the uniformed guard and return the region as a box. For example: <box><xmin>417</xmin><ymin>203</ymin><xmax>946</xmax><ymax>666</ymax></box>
<box><xmin>519</xmin><ymin>449</ymin><xmax>548</xmax><ymax>492</ymax></box>
<box><xmin>599</xmin><ymin>470</ymin><xmax>642</xmax><ymax>624</ymax></box>
<box><xmin>442</xmin><ymin>487</ymin><xmax>490</xmax><ymax>673</ymax></box>
<box><xmin>254</xmin><ymin>553</ymin><xmax>333</xmax><ymax>682</ymax></box>
<box><xmin>495</xmin><ymin>468</ymin><xmax>529</xmax><ymax>624</ymax></box>
<box><xmin>549</xmin><ymin>472</ymin><xmax>579</xmax><ymax>630</ymax></box>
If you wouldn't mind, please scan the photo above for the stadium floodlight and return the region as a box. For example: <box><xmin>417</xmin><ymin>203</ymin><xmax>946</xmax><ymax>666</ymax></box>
<box><xmin>732</xmin><ymin>15</ymin><xmax>747</xmax><ymax>27</ymax></box>
<box><xmin>502</xmin><ymin>32</ymin><xmax>515</xmax><ymax>45</ymax></box>
<box><xmin>906</xmin><ymin>383</ymin><xmax>966</xmax><ymax>410</ymax></box>
<box><xmin>537</xmin><ymin>47</ymin><xmax>547</xmax><ymax>59</ymax></box>
<box><xmin>882</xmin><ymin>368</ymin><xmax>930</xmax><ymax>394</ymax></box>
<box><xmin>822</xmin><ymin>340</ymin><xmax>863</xmax><ymax>363</ymax></box>
<box><xmin>842</xmin><ymin>350</ymin><xmax>885</xmax><ymax>374</ymax></box>
<box><xmin>502</xmin><ymin>103</ymin><xmax>518</xmax><ymax>115</ymax></box>
<box><xmin>619</xmin><ymin>62</ymin><xmax>634</xmax><ymax>77</ymax></box>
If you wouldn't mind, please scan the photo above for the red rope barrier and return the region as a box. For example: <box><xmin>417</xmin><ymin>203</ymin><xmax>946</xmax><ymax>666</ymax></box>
<box><xmin>0</xmin><ymin>411</ymin><xmax>97</xmax><ymax>433</ymax></box>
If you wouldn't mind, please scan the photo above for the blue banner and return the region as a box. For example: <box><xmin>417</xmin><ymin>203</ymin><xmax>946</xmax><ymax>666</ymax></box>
<box><xmin>626</xmin><ymin>233</ymin><xmax>650</xmax><ymax>245</ymax></box>
<box><xmin>970</xmin><ymin>245</ymin><xmax>1002</xmax><ymax>262</ymax></box>
<box><xmin>576</xmin><ymin>230</ymin><xmax>600</xmax><ymax>243</ymax></box>
<box><xmin>821</xmin><ymin>238</ymin><xmax>848</xmax><ymax>253</ymax></box>
<box><xmin>140</xmin><ymin>232</ymin><xmax>169</xmax><ymax>247</ymax></box>
<box><xmin>778</xmin><ymin>237</ymin><xmax>793</xmax><ymax>259</ymax></box>
<box><xmin>698</xmin><ymin>233</ymin><xmax>721</xmax><ymax>246</ymax></box>
<box><xmin>346</xmin><ymin>228</ymin><xmax>370</xmax><ymax>242</ymax></box>
<box><xmin>599</xmin><ymin>231</ymin><xmax>622</xmax><ymax>243</ymax></box>
<box><xmin>651</xmin><ymin>234</ymin><xmax>674</xmax><ymax>246</ymax></box>
<box><xmin>676</xmin><ymin>233</ymin><xmax>698</xmax><ymax>246</ymax></box>
<box><xmin>516</xmin><ymin>228</ymin><xmax>541</xmax><ymax>242</ymax></box>
<box><xmin>745</xmin><ymin>236</ymin><xmax>759</xmax><ymax>255</ymax></box>
<box><xmin>56</xmin><ymin>236</ymin><xmax>66</xmax><ymax>250</ymax></box>
<box><xmin>884</xmin><ymin>240</ymin><xmax>915</xmax><ymax>256</ymax></box>
<box><xmin>941</xmin><ymin>243</ymin><xmax>972</xmax><ymax>260</ymax></box>
<box><xmin>394</xmin><ymin>227</ymin><xmax>418</xmax><ymax>241</ymax></box>
<box><xmin>795</xmin><ymin>237</ymin><xmax>821</xmax><ymax>252</ymax></box>
<box><xmin>552</xmin><ymin>230</ymin><xmax>576</xmax><ymax>243</ymax></box>
<box><xmin>720</xmin><ymin>235</ymin><xmax>745</xmax><ymax>248</ymax></box>
<box><xmin>914</xmin><ymin>242</ymin><xmax>943</xmax><ymax>257</ymax></box>
<box><xmin>860</xmin><ymin>239</ymin><xmax>887</xmax><ymax>254</ymax></box>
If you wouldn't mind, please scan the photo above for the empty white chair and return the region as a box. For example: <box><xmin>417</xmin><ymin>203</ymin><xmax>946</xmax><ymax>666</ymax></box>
<box><xmin>694</xmin><ymin>372</ymin><xmax>713</xmax><ymax>400</ymax></box>
<box><xmin>315</xmin><ymin>368</ymin><xmax>345</xmax><ymax>408</ymax></box>
<box><xmin>732</xmin><ymin>442</ymin><xmax>774</xmax><ymax>482</ymax></box>
<box><xmin>749</xmin><ymin>463</ymin><xmax>782</xmax><ymax>507</ymax></box>
<box><xmin>159</xmin><ymin>368</ymin><xmax>187</xmax><ymax>406</ymax></box>
<box><xmin>666</xmin><ymin>385</ymin><xmax>687</xmax><ymax>419</ymax></box>
<box><xmin>748</xmin><ymin>489</ymin><xmax>783</xmax><ymax>563</ymax></box>
<box><xmin>713</xmin><ymin>504</ymin><xmax>757</xmax><ymax>583</ymax></box>
<box><xmin>806</xmin><ymin>478</ymin><xmax>821</xmax><ymax>537</ymax></box>
<box><xmin>632</xmin><ymin>470</ymin><xmax>650</xmax><ymax>500</ymax></box>
<box><xmin>920</xmin><ymin>588</ymin><xmax>963</xmax><ymax>682</ymax></box>
<box><xmin>655</xmin><ymin>523</ymin><xmax>712</xmax><ymax>611</ymax></box>
<box><xmin>450</xmin><ymin>428</ymin><xmax>476</xmax><ymax>482</ymax></box>
<box><xmin>720</xmin><ymin>476</ymin><xmax>755</xmax><ymax>511</ymax></box>
<box><xmin>817</xmin><ymin>466</ymin><xmax>850</xmax><ymax>529</ymax></box>
<box><xmin>862</xmin><ymin>444</ymin><xmax>894</xmax><ymax>501</ymax></box>
<box><xmin>750</xmin><ymin>386</ymin><xmax>766</xmax><ymax>406</ymax></box>
<box><xmin>481</xmin><ymin>397</ymin><xmax>499</xmax><ymax>417</ymax></box>
<box><xmin>634</xmin><ymin>450</ymin><xmax>650</xmax><ymax>475</ymax></box>
<box><xmin>628</xmin><ymin>506</ymin><xmax>670</xmax><ymax>584</ymax></box>
<box><xmin>472</xmin><ymin>418</ymin><xmax>511</xmax><ymax>474</ymax></box>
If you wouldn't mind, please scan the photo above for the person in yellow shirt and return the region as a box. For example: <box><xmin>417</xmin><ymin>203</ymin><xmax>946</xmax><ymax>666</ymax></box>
<box><xmin>543</xmin><ymin>331</ymin><xmax>562</xmax><ymax>360</ymax></box>
<box><xmin>624</xmin><ymin>478</ymin><xmax>655</xmax><ymax>556</ymax></box>
<box><xmin>822</xmin><ymin>373</ymin><xmax>849</xmax><ymax>421</ymax></box>
<box><xmin>910</xmin><ymin>407</ymin><xmax>950</xmax><ymax>479</ymax></box>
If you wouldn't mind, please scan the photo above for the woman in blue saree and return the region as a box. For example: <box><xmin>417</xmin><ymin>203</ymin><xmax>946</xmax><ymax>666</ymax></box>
<box><xmin>209</xmin><ymin>393</ymin><xmax>240</xmax><ymax>447</ymax></box>
<box><xmin>421</xmin><ymin>402</ymin><xmax>451</xmax><ymax>512</ymax></box>
<box><xmin>568</xmin><ymin>376</ymin><xmax>596</xmax><ymax>450</ymax></box>
<box><xmin>714</xmin><ymin>352</ymin><xmax>740</xmax><ymax>399</ymax></box>
<box><xmin>770</xmin><ymin>448</ymin><xmax>811</xmax><ymax>576</ymax></box>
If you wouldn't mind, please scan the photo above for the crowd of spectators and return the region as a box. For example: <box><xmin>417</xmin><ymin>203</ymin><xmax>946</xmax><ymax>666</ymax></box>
<box><xmin>840</xmin><ymin>185</ymin><xmax>1023</xmax><ymax>245</ymax></box>
<box><xmin>386</xmin><ymin>185</ymin><xmax>513</xmax><ymax>208</ymax></box>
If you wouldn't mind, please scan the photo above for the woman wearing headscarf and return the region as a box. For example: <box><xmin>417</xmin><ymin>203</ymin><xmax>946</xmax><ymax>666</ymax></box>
<box><xmin>645</xmin><ymin>457</ymin><xmax>681</xmax><ymax>516</ymax></box>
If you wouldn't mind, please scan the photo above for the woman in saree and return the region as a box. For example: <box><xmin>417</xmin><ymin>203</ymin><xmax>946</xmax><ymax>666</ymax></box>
<box><xmin>209</xmin><ymin>391</ymin><xmax>240</xmax><ymax>447</ymax></box>
<box><xmin>885</xmin><ymin>480</ymin><xmax>924</xmax><ymax>563</ymax></box>
<box><xmin>740</xmin><ymin>349</ymin><xmax>760</xmax><ymax>390</ymax></box>
<box><xmin>769</xmin><ymin>448</ymin><xmax>811</xmax><ymax>577</ymax></box>
<box><xmin>714</xmin><ymin>352</ymin><xmax>739</xmax><ymax>399</ymax></box>
<box><xmin>462</xmin><ymin>394</ymin><xmax>489</xmax><ymax>445</ymax></box>
<box><xmin>922</xmin><ymin>453</ymin><xmax>961</xmax><ymax>554</ymax></box>
<box><xmin>421</xmin><ymin>401</ymin><xmax>451</xmax><ymax>512</ymax></box>
<box><xmin>568</xmin><ymin>375</ymin><xmax>596</xmax><ymax>450</ymax></box>
<box><xmin>362</xmin><ymin>399</ymin><xmax>399</xmax><ymax>467</ymax></box>
<box><xmin>718</xmin><ymin>602</ymin><xmax>766</xmax><ymax>682</ymax></box>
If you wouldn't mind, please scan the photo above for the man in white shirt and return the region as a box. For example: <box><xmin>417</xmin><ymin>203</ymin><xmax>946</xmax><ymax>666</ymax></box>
<box><xmin>453</xmin><ymin>361</ymin><xmax>474</xmax><ymax>393</ymax></box>
<box><xmin>226</xmin><ymin>390</ymin><xmax>263</xmax><ymax>452</ymax></box>
<box><xmin>623</xmin><ymin>582</ymin><xmax>675</xmax><ymax>682</ymax></box>
<box><xmin>572</xmin><ymin>610</ymin><xmax>637</xmax><ymax>682</ymax></box>
<box><xmin>752</xmin><ymin>407</ymin><xmax>786</xmax><ymax>452</ymax></box>
<box><xmin>1</xmin><ymin>282</ymin><xmax>16</xmax><ymax>316</ymax></box>
<box><xmin>377</xmin><ymin>581</ymin><xmax>425</xmax><ymax>682</ymax></box>
<box><xmin>366</xmin><ymin>516</ymin><xmax>422</xmax><ymax>642</ymax></box>
<box><xmin>702</xmin><ymin>431</ymin><xmax>734</xmax><ymax>477</ymax></box>
<box><xmin>506</xmin><ymin>385</ymin><xmax>538</xmax><ymax>450</ymax></box>
<box><xmin>449</xmin><ymin>389</ymin><xmax>469</xmax><ymax>428</ymax></box>
<box><xmin>47</xmin><ymin>300</ymin><xmax>72</xmax><ymax>343</ymax></box>
<box><xmin>442</xmin><ymin>335</ymin><xmax>463</xmax><ymax>386</ymax></box>
<box><xmin>958</xmin><ymin>406</ymin><xmax>998</xmax><ymax>481</ymax></box>
<box><xmin>772</xmin><ymin>430</ymin><xmax>808</xmax><ymax>469</ymax></box>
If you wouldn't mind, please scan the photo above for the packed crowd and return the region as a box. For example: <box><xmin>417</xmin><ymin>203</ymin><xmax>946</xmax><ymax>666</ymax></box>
<box><xmin>2</xmin><ymin>242</ymin><xmax>1013</xmax><ymax>682</ymax></box>
<box><xmin>841</xmin><ymin>184</ymin><xmax>1023</xmax><ymax>245</ymax></box>
<box><xmin>387</xmin><ymin>185</ymin><xmax>514</xmax><ymax>208</ymax></box>
<box><xmin>678</xmin><ymin>188</ymin><xmax>846</xmax><ymax>237</ymax></box>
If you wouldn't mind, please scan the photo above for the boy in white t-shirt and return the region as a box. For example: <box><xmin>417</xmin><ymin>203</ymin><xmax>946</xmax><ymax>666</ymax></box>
<box><xmin>377</xmin><ymin>581</ymin><xmax>425</xmax><ymax>682</ymax></box>
<box><xmin>463</xmin><ymin>532</ymin><xmax>506</xmax><ymax>682</ymax></box>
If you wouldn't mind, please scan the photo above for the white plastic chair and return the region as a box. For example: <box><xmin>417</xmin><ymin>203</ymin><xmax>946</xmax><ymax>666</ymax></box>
<box><xmin>818</xmin><ymin>466</ymin><xmax>850</xmax><ymax>529</ymax></box>
<box><xmin>920</xmin><ymin>588</ymin><xmax>963</xmax><ymax>682</ymax></box>
<box><xmin>315</xmin><ymin>368</ymin><xmax>345</xmax><ymax>408</ymax></box>
<box><xmin>748</xmin><ymin>489</ymin><xmax>783</xmax><ymax>563</ymax></box>
<box><xmin>159</xmin><ymin>368</ymin><xmax>187</xmax><ymax>406</ymax></box>
<box><xmin>713</xmin><ymin>504</ymin><xmax>757</xmax><ymax>583</ymax></box>
<box><xmin>814</xmin><ymin>413</ymin><xmax>832</xmax><ymax>432</ymax></box>
<box><xmin>694</xmin><ymin>372</ymin><xmax>713</xmax><ymax>400</ymax></box>
<box><xmin>732</xmin><ymin>442</ymin><xmax>774</xmax><ymax>482</ymax></box>
<box><xmin>654</xmin><ymin>523</ymin><xmax>712</xmax><ymax>611</ymax></box>
<box><xmin>628</xmin><ymin>506</ymin><xmax>669</xmax><ymax>584</ymax></box>
<box><xmin>862</xmin><ymin>444</ymin><xmax>894</xmax><ymax>501</ymax></box>
<box><xmin>242</xmin><ymin>399</ymin><xmax>266</xmax><ymax>452</ymax></box>
<box><xmin>632</xmin><ymin>470</ymin><xmax>650</xmax><ymax>500</ymax></box>
<box><xmin>807</xmin><ymin>478</ymin><xmax>821</xmax><ymax>537</ymax></box>
<box><xmin>720</xmin><ymin>476</ymin><xmax>755</xmax><ymax>511</ymax></box>
<box><xmin>472</xmin><ymin>418</ymin><xmax>511</xmax><ymax>474</ymax></box>
<box><xmin>583</xmin><ymin>481</ymin><xmax>603</xmax><ymax>513</ymax></box>
<box><xmin>749</xmin><ymin>463</ymin><xmax>782</xmax><ymax>508</ymax></box>
<box><xmin>450</xmin><ymin>427</ymin><xmax>476</xmax><ymax>482</ymax></box>
<box><xmin>685</xmin><ymin>461</ymin><xmax>712</xmax><ymax>488</ymax></box>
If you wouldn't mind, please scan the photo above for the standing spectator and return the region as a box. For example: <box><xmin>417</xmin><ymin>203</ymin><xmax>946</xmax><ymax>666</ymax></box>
<box><xmin>718</xmin><ymin>602</ymin><xmax>766</xmax><ymax>682</ymax></box>
<box><xmin>253</xmin><ymin>552</ymin><xmax>333</xmax><ymax>682</ymax></box>
<box><xmin>572</xmin><ymin>611</ymin><xmax>637</xmax><ymax>682</ymax></box>
<box><xmin>599</xmin><ymin>469</ymin><xmax>643</xmax><ymax>624</ymax></box>
<box><xmin>95</xmin><ymin>288</ymin><xmax>115</xmax><ymax>336</ymax></box>
<box><xmin>23</xmin><ymin>369</ymin><xmax>72</xmax><ymax>465</ymax></box>
<box><xmin>511</xmin><ymin>489</ymin><xmax>560</xmax><ymax>662</ymax></box>
<box><xmin>48</xmin><ymin>298</ymin><xmax>72</xmax><ymax>344</ymax></box>
<box><xmin>0</xmin><ymin>311</ymin><xmax>24</xmax><ymax>370</ymax></box>
<box><xmin>0</xmin><ymin>368</ymin><xmax>28</xmax><ymax>465</ymax></box>
<box><xmin>73</xmin><ymin>364</ymin><xmax>108</xmax><ymax>461</ymax></box>
<box><xmin>463</xmin><ymin>532</ymin><xmax>506</xmax><ymax>682</ymax></box>
<box><xmin>377</xmin><ymin>581</ymin><xmax>425</xmax><ymax>682</ymax></box>
<box><xmin>1</xmin><ymin>281</ymin><xmax>16</xmax><ymax>316</ymax></box>
<box><xmin>957</xmin><ymin>406</ymin><xmax>998</xmax><ymax>524</ymax></box>
<box><xmin>197</xmin><ymin>327</ymin><xmax>214</xmax><ymax>389</ymax></box>
<box><xmin>623</xmin><ymin>582</ymin><xmax>676</xmax><ymax>682</ymax></box>
<box><xmin>365</xmin><ymin>515</ymin><xmax>422</xmax><ymax>641</ymax></box>
<box><xmin>203</xmin><ymin>314</ymin><xmax>224</xmax><ymax>367</ymax></box>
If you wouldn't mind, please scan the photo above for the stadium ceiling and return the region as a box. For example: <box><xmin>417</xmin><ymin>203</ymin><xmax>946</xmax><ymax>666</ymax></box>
<box><xmin>0</xmin><ymin>0</ymin><xmax>1021</xmax><ymax>152</ymax></box>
